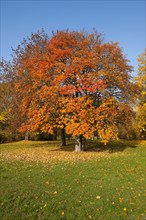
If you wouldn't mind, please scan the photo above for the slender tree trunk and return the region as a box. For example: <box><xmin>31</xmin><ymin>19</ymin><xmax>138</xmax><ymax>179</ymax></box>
<box><xmin>82</xmin><ymin>136</ymin><xmax>86</xmax><ymax>151</ymax></box>
<box><xmin>61</xmin><ymin>128</ymin><xmax>66</xmax><ymax>146</ymax></box>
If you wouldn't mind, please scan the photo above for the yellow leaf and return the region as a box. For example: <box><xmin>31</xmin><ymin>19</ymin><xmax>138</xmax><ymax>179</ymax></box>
<box><xmin>61</xmin><ymin>211</ymin><xmax>64</xmax><ymax>216</ymax></box>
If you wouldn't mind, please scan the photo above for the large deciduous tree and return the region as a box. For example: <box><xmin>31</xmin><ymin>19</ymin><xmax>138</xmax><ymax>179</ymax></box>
<box><xmin>4</xmin><ymin>30</ymin><xmax>137</xmax><ymax>150</ymax></box>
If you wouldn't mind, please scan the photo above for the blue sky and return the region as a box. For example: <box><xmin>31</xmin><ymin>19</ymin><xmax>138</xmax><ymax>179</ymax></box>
<box><xmin>1</xmin><ymin>0</ymin><xmax>145</xmax><ymax>75</ymax></box>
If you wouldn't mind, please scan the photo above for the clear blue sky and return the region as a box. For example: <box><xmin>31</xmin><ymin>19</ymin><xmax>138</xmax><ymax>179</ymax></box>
<box><xmin>1</xmin><ymin>0</ymin><xmax>145</xmax><ymax>75</ymax></box>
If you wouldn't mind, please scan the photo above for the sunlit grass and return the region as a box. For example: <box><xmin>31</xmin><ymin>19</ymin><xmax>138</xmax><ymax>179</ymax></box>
<box><xmin>0</xmin><ymin>140</ymin><xmax>146</xmax><ymax>220</ymax></box>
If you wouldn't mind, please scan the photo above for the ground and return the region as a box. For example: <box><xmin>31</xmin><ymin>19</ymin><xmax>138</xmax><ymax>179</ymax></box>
<box><xmin>0</xmin><ymin>139</ymin><xmax>146</xmax><ymax>220</ymax></box>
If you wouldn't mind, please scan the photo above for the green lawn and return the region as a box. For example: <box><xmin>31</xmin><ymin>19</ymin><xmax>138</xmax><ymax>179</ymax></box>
<box><xmin>0</xmin><ymin>140</ymin><xmax>146</xmax><ymax>220</ymax></box>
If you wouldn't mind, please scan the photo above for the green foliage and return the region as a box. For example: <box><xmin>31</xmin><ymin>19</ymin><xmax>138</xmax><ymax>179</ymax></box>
<box><xmin>33</xmin><ymin>132</ymin><xmax>57</xmax><ymax>141</ymax></box>
<box><xmin>0</xmin><ymin>140</ymin><xmax>146</xmax><ymax>220</ymax></box>
<box><xmin>136</xmin><ymin>104</ymin><xmax>146</xmax><ymax>139</ymax></box>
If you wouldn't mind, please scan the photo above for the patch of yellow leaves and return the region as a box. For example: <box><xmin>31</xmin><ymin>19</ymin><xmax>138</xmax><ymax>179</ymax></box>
<box><xmin>0</xmin><ymin>146</ymin><xmax>111</xmax><ymax>164</ymax></box>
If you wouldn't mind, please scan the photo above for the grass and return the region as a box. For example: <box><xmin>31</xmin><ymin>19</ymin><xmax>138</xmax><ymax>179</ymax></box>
<box><xmin>0</xmin><ymin>139</ymin><xmax>146</xmax><ymax>220</ymax></box>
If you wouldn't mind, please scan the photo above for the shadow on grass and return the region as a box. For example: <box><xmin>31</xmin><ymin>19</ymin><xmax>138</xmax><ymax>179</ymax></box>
<box><xmin>24</xmin><ymin>140</ymin><xmax>62</xmax><ymax>148</ymax></box>
<box><xmin>85</xmin><ymin>139</ymin><xmax>138</xmax><ymax>153</ymax></box>
<box><xmin>60</xmin><ymin>139</ymin><xmax>139</xmax><ymax>153</ymax></box>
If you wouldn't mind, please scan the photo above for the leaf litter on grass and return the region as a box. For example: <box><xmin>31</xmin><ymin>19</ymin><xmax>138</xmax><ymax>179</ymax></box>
<box><xmin>0</xmin><ymin>140</ymin><xmax>136</xmax><ymax>164</ymax></box>
<box><xmin>0</xmin><ymin>147</ymin><xmax>112</xmax><ymax>164</ymax></box>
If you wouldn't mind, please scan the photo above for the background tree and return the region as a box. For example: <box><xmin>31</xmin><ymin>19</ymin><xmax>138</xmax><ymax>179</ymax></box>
<box><xmin>0</xmin><ymin>60</ymin><xmax>23</xmax><ymax>142</ymax></box>
<box><xmin>135</xmin><ymin>49</ymin><xmax>146</xmax><ymax>139</ymax></box>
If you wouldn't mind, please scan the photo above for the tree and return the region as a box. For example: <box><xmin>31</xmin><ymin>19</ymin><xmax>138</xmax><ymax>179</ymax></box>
<box><xmin>0</xmin><ymin>60</ymin><xmax>23</xmax><ymax>142</ymax></box>
<box><xmin>6</xmin><ymin>30</ymin><xmax>136</xmax><ymax>150</ymax></box>
<box><xmin>135</xmin><ymin>49</ymin><xmax>146</xmax><ymax>139</ymax></box>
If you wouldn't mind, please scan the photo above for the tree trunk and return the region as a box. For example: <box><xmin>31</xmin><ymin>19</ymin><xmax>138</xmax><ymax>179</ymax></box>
<box><xmin>75</xmin><ymin>136</ymin><xmax>82</xmax><ymax>152</ymax></box>
<box><xmin>60</xmin><ymin>128</ymin><xmax>66</xmax><ymax>146</ymax></box>
<box><xmin>82</xmin><ymin>136</ymin><xmax>86</xmax><ymax>151</ymax></box>
<box><xmin>75</xmin><ymin>135</ymin><xmax>85</xmax><ymax>152</ymax></box>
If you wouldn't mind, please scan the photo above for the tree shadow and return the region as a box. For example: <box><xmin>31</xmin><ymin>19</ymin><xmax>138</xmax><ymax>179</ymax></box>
<box><xmin>23</xmin><ymin>139</ymin><xmax>139</xmax><ymax>153</ymax></box>
<box><xmin>25</xmin><ymin>140</ymin><xmax>75</xmax><ymax>150</ymax></box>
<box><xmin>85</xmin><ymin>139</ymin><xmax>138</xmax><ymax>153</ymax></box>
<box><xmin>58</xmin><ymin>139</ymin><xmax>139</xmax><ymax>153</ymax></box>
<box><xmin>23</xmin><ymin>140</ymin><xmax>62</xmax><ymax>148</ymax></box>
<box><xmin>59</xmin><ymin>142</ymin><xmax>75</xmax><ymax>151</ymax></box>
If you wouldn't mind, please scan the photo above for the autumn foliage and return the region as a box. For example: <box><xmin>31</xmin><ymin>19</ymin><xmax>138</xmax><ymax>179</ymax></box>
<box><xmin>1</xmin><ymin>30</ymin><xmax>138</xmax><ymax>149</ymax></box>
<box><xmin>135</xmin><ymin>50</ymin><xmax>146</xmax><ymax>139</ymax></box>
